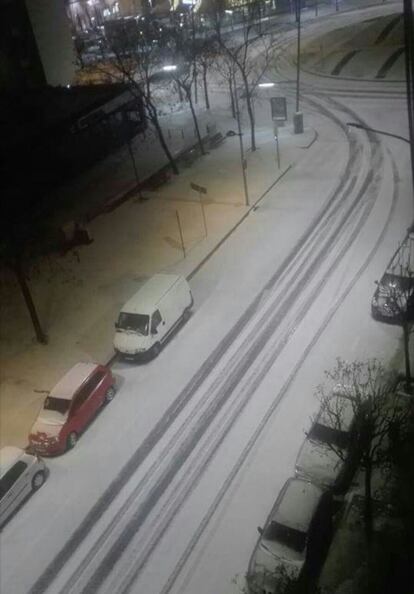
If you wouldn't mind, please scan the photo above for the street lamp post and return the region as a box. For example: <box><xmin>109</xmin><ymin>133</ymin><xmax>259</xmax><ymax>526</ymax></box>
<box><xmin>294</xmin><ymin>0</ymin><xmax>304</xmax><ymax>134</ymax></box>
<box><xmin>403</xmin><ymin>0</ymin><xmax>414</xmax><ymax>200</ymax></box>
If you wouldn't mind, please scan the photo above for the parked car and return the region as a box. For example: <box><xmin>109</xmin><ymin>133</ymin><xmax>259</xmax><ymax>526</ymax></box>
<box><xmin>247</xmin><ymin>478</ymin><xmax>335</xmax><ymax>594</ymax></box>
<box><xmin>0</xmin><ymin>447</ymin><xmax>47</xmax><ymax>527</ymax></box>
<box><xmin>295</xmin><ymin>393</ymin><xmax>359</xmax><ymax>492</ymax></box>
<box><xmin>371</xmin><ymin>232</ymin><xmax>414</xmax><ymax>324</ymax></box>
<box><xmin>28</xmin><ymin>363</ymin><xmax>116</xmax><ymax>455</ymax></box>
<box><xmin>114</xmin><ymin>274</ymin><xmax>193</xmax><ymax>360</ymax></box>
<box><xmin>371</xmin><ymin>272</ymin><xmax>414</xmax><ymax>324</ymax></box>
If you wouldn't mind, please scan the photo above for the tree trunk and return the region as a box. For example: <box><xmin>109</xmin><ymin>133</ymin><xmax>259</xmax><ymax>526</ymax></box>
<box><xmin>203</xmin><ymin>65</ymin><xmax>210</xmax><ymax>110</ymax></box>
<box><xmin>14</xmin><ymin>260</ymin><xmax>48</xmax><ymax>345</ymax></box>
<box><xmin>229</xmin><ymin>78</ymin><xmax>236</xmax><ymax>119</ymax></box>
<box><xmin>363</xmin><ymin>458</ymin><xmax>373</xmax><ymax>544</ymax></box>
<box><xmin>147</xmin><ymin>101</ymin><xmax>179</xmax><ymax>174</ymax></box>
<box><xmin>193</xmin><ymin>67</ymin><xmax>198</xmax><ymax>104</ymax></box>
<box><xmin>403</xmin><ymin>322</ymin><xmax>412</xmax><ymax>392</ymax></box>
<box><xmin>242</xmin><ymin>74</ymin><xmax>256</xmax><ymax>151</ymax></box>
<box><xmin>185</xmin><ymin>87</ymin><xmax>206</xmax><ymax>155</ymax></box>
<box><xmin>176</xmin><ymin>82</ymin><xmax>184</xmax><ymax>103</ymax></box>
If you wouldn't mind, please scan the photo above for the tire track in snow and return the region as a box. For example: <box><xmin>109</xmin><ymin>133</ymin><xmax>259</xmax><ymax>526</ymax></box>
<box><xmin>30</xmin><ymin>97</ymin><xmax>371</xmax><ymax>594</ymax></box>
<box><xmin>59</xmin><ymin>98</ymin><xmax>383</xmax><ymax>594</ymax></box>
<box><xmin>160</xmin><ymin>150</ymin><xmax>400</xmax><ymax>594</ymax></box>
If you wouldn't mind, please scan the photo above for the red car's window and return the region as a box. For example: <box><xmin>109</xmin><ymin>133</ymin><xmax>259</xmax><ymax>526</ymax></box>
<box><xmin>85</xmin><ymin>371</ymin><xmax>107</xmax><ymax>394</ymax></box>
<box><xmin>71</xmin><ymin>385</ymin><xmax>90</xmax><ymax>413</ymax></box>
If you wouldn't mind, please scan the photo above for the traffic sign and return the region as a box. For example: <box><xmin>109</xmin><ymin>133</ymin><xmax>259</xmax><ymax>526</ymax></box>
<box><xmin>190</xmin><ymin>182</ymin><xmax>207</xmax><ymax>194</ymax></box>
<box><xmin>270</xmin><ymin>97</ymin><xmax>287</xmax><ymax>121</ymax></box>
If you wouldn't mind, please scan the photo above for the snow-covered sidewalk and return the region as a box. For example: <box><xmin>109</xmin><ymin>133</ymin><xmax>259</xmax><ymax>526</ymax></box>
<box><xmin>0</xmin><ymin>98</ymin><xmax>327</xmax><ymax>450</ymax></box>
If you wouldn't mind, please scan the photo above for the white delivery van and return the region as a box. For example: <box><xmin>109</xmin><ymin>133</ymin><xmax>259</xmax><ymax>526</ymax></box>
<box><xmin>114</xmin><ymin>274</ymin><xmax>193</xmax><ymax>359</ymax></box>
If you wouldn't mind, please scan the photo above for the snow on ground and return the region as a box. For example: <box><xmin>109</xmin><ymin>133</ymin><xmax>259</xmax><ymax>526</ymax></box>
<box><xmin>0</xmin><ymin>3</ymin><xmax>412</xmax><ymax>594</ymax></box>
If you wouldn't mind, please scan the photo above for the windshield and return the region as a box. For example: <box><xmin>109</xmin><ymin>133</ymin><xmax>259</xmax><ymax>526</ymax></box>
<box><xmin>263</xmin><ymin>521</ymin><xmax>307</xmax><ymax>553</ymax></box>
<box><xmin>43</xmin><ymin>396</ymin><xmax>70</xmax><ymax>415</ymax></box>
<box><xmin>117</xmin><ymin>313</ymin><xmax>149</xmax><ymax>335</ymax></box>
<box><xmin>309</xmin><ymin>422</ymin><xmax>349</xmax><ymax>450</ymax></box>
<box><xmin>381</xmin><ymin>274</ymin><xmax>414</xmax><ymax>291</ymax></box>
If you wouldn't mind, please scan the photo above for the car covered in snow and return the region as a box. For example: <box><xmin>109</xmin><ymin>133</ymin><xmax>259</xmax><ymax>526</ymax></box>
<box><xmin>295</xmin><ymin>393</ymin><xmax>359</xmax><ymax>491</ymax></box>
<box><xmin>247</xmin><ymin>478</ymin><xmax>334</xmax><ymax>594</ymax></box>
<box><xmin>0</xmin><ymin>446</ymin><xmax>47</xmax><ymax>527</ymax></box>
<box><xmin>28</xmin><ymin>363</ymin><xmax>116</xmax><ymax>455</ymax></box>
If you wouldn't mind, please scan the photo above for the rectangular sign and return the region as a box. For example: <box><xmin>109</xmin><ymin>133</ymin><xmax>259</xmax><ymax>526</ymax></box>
<box><xmin>190</xmin><ymin>182</ymin><xmax>207</xmax><ymax>194</ymax></box>
<box><xmin>270</xmin><ymin>97</ymin><xmax>287</xmax><ymax>121</ymax></box>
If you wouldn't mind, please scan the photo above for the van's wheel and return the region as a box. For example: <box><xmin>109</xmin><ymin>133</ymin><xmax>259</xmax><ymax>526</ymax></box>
<box><xmin>183</xmin><ymin>309</ymin><xmax>191</xmax><ymax>323</ymax></box>
<box><xmin>151</xmin><ymin>342</ymin><xmax>161</xmax><ymax>358</ymax></box>
<box><xmin>31</xmin><ymin>471</ymin><xmax>46</xmax><ymax>491</ymax></box>
<box><xmin>66</xmin><ymin>432</ymin><xmax>78</xmax><ymax>451</ymax></box>
<box><xmin>104</xmin><ymin>386</ymin><xmax>116</xmax><ymax>404</ymax></box>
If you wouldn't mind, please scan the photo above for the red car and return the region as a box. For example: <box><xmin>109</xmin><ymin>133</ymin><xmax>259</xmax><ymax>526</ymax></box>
<box><xmin>29</xmin><ymin>363</ymin><xmax>116</xmax><ymax>455</ymax></box>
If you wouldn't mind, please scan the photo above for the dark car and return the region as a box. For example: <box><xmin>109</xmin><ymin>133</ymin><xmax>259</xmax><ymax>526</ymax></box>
<box><xmin>371</xmin><ymin>273</ymin><xmax>414</xmax><ymax>324</ymax></box>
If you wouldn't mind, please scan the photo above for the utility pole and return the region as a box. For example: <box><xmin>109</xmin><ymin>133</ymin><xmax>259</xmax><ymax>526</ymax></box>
<box><xmin>403</xmin><ymin>0</ymin><xmax>414</xmax><ymax>200</ymax></box>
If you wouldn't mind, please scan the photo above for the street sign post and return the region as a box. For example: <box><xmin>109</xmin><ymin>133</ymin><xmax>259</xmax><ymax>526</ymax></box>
<box><xmin>190</xmin><ymin>182</ymin><xmax>207</xmax><ymax>194</ymax></box>
<box><xmin>270</xmin><ymin>97</ymin><xmax>287</xmax><ymax>123</ymax></box>
<box><xmin>190</xmin><ymin>182</ymin><xmax>208</xmax><ymax>237</ymax></box>
<box><xmin>273</xmin><ymin>120</ymin><xmax>281</xmax><ymax>169</ymax></box>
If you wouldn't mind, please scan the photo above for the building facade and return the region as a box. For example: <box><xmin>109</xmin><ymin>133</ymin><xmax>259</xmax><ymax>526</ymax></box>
<box><xmin>0</xmin><ymin>0</ymin><xmax>75</xmax><ymax>89</ymax></box>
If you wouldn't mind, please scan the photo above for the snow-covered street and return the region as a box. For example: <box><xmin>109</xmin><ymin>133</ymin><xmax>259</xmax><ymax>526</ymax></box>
<box><xmin>1</xmin><ymin>3</ymin><xmax>412</xmax><ymax>593</ymax></box>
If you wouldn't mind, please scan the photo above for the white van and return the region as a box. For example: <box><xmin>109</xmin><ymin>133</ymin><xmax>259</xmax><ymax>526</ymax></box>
<box><xmin>114</xmin><ymin>274</ymin><xmax>193</xmax><ymax>359</ymax></box>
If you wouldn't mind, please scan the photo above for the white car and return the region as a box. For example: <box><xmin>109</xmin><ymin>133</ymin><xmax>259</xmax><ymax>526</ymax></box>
<box><xmin>295</xmin><ymin>394</ymin><xmax>357</xmax><ymax>490</ymax></box>
<box><xmin>0</xmin><ymin>447</ymin><xmax>47</xmax><ymax>527</ymax></box>
<box><xmin>247</xmin><ymin>478</ymin><xmax>334</xmax><ymax>594</ymax></box>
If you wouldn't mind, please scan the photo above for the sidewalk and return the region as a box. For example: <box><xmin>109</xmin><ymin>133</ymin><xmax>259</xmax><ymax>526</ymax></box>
<box><xmin>0</xmin><ymin>105</ymin><xmax>322</xmax><ymax>450</ymax></box>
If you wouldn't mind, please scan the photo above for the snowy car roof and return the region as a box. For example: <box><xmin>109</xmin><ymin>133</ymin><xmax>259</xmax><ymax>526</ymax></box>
<box><xmin>272</xmin><ymin>478</ymin><xmax>322</xmax><ymax>533</ymax></box>
<box><xmin>295</xmin><ymin>439</ymin><xmax>345</xmax><ymax>487</ymax></box>
<box><xmin>120</xmin><ymin>274</ymin><xmax>182</xmax><ymax>315</ymax></box>
<box><xmin>49</xmin><ymin>363</ymin><xmax>98</xmax><ymax>400</ymax></box>
<box><xmin>0</xmin><ymin>446</ymin><xmax>25</xmax><ymax>478</ymax></box>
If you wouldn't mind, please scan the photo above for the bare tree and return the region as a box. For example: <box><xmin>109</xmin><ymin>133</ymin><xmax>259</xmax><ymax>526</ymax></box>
<box><xmin>97</xmin><ymin>35</ymin><xmax>179</xmax><ymax>174</ymax></box>
<box><xmin>213</xmin><ymin>51</ymin><xmax>238</xmax><ymax>118</ymax></box>
<box><xmin>194</xmin><ymin>38</ymin><xmax>218</xmax><ymax>110</ymax></box>
<box><xmin>317</xmin><ymin>359</ymin><xmax>409</xmax><ymax>544</ymax></box>
<box><xmin>0</xmin><ymin>192</ymin><xmax>51</xmax><ymax>344</ymax></box>
<box><xmin>212</xmin><ymin>4</ymin><xmax>274</xmax><ymax>151</ymax></box>
<box><xmin>170</xmin><ymin>64</ymin><xmax>206</xmax><ymax>155</ymax></box>
<box><xmin>371</xmin><ymin>235</ymin><xmax>414</xmax><ymax>392</ymax></box>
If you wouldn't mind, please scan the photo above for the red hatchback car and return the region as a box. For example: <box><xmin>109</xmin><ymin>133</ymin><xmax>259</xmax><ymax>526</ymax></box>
<box><xmin>29</xmin><ymin>363</ymin><xmax>116</xmax><ymax>455</ymax></box>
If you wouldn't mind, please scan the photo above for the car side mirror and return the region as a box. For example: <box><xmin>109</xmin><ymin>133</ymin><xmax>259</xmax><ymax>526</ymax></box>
<box><xmin>257</xmin><ymin>526</ymin><xmax>263</xmax><ymax>535</ymax></box>
<box><xmin>151</xmin><ymin>327</ymin><xmax>158</xmax><ymax>335</ymax></box>
<box><xmin>114</xmin><ymin>322</ymin><xmax>119</xmax><ymax>329</ymax></box>
<box><xmin>374</xmin><ymin>280</ymin><xmax>379</xmax><ymax>285</ymax></box>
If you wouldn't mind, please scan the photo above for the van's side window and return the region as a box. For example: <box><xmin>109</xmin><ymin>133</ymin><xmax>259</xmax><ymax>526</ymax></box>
<box><xmin>151</xmin><ymin>310</ymin><xmax>162</xmax><ymax>334</ymax></box>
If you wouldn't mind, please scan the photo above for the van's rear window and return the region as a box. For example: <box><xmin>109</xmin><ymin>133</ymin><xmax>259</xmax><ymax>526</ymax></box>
<box><xmin>118</xmin><ymin>313</ymin><xmax>149</xmax><ymax>335</ymax></box>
